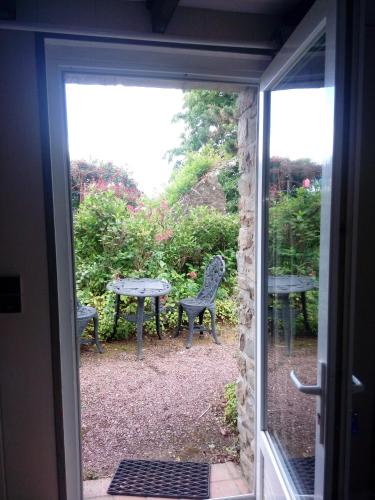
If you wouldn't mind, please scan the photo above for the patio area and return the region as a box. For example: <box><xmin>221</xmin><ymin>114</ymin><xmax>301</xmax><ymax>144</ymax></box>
<box><xmin>80</xmin><ymin>328</ymin><xmax>240</xmax><ymax>480</ymax></box>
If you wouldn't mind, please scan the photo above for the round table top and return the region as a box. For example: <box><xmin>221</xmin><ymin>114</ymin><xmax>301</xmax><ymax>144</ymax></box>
<box><xmin>268</xmin><ymin>275</ymin><xmax>316</xmax><ymax>294</ymax></box>
<box><xmin>106</xmin><ymin>278</ymin><xmax>172</xmax><ymax>298</ymax></box>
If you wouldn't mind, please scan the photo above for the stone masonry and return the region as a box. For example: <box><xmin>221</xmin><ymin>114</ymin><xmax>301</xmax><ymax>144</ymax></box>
<box><xmin>236</xmin><ymin>87</ymin><xmax>258</xmax><ymax>489</ymax></box>
<box><xmin>179</xmin><ymin>167</ymin><xmax>227</xmax><ymax>213</ymax></box>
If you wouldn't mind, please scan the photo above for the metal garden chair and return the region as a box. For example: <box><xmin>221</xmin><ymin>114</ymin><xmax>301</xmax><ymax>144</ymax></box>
<box><xmin>174</xmin><ymin>255</ymin><xmax>225</xmax><ymax>348</ymax></box>
<box><xmin>76</xmin><ymin>301</ymin><xmax>104</xmax><ymax>353</ymax></box>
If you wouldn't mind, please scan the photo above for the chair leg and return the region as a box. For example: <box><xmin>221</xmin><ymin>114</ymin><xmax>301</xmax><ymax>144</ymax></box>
<box><xmin>93</xmin><ymin>315</ymin><xmax>104</xmax><ymax>353</ymax></box>
<box><xmin>174</xmin><ymin>304</ymin><xmax>183</xmax><ymax>338</ymax></box>
<box><xmin>186</xmin><ymin>313</ymin><xmax>195</xmax><ymax>349</ymax></box>
<box><xmin>199</xmin><ymin>310</ymin><xmax>205</xmax><ymax>335</ymax></box>
<box><xmin>209</xmin><ymin>306</ymin><xmax>220</xmax><ymax>345</ymax></box>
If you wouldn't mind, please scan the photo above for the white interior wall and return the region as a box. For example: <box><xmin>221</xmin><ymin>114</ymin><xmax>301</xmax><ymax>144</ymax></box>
<box><xmin>0</xmin><ymin>30</ymin><xmax>59</xmax><ymax>499</ymax></box>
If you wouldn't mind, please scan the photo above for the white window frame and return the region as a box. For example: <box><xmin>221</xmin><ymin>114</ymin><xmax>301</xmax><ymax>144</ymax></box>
<box><xmin>43</xmin><ymin>36</ymin><xmax>258</xmax><ymax>499</ymax></box>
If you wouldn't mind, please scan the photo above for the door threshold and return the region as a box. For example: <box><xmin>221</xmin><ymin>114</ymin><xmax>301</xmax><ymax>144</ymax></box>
<box><xmin>83</xmin><ymin>462</ymin><xmax>251</xmax><ymax>499</ymax></box>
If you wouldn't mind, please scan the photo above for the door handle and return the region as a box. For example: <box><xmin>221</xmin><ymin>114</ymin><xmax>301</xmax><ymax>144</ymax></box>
<box><xmin>352</xmin><ymin>375</ymin><xmax>364</xmax><ymax>393</ymax></box>
<box><xmin>290</xmin><ymin>370</ymin><xmax>322</xmax><ymax>395</ymax></box>
<box><xmin>290</xmin><ymin>362</ymin><xmax>326</xmax><ymax>444</ymax></box>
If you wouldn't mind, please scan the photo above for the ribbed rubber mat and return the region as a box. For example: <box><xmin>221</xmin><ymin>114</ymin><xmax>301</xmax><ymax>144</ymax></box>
<box><xmin>107</xmin><ymin>459</ymin><xmax>210</xmax><ymax>498</ymax></box>
<box><xmin>287</xmin><ymin>456</ymin><xmax>315</xmax><ymax>495</ymax></box>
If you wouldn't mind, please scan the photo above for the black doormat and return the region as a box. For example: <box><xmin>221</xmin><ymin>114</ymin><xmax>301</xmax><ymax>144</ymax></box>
<box><xmin>287</xmin><ymin>456</ymin><xmax>315</xmax><ymax>495</ymax></box>
<box><xmin>107</xmin><ymin>459</ymin><xmax>210</xmax><ymax>499</ymax></box>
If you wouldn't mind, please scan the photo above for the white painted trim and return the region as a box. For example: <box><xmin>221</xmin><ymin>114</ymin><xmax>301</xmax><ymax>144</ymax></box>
<box><xmin>260</xmin><ymin>433</ymin><xmax>293</xmax><ymax>500</ymax></box>
<box><xmin>43</xmin><ymin>36</ymin><xmax>257</xmax><ymax>499</ymax></box>
<box><xmin>260</xmin><ymin>0</ymin><xmax>327</xmax><ymax>92</ymax></box>
<box><xmin>44</xmin><ymin>45</ymin><xmax>83</xmax><ymax>500</ymax></box>
<box><xmin>44</xmin><ymin>37</ymin><xmax>267</xmax><ymax>87</ymax></box>
<box><xmin>255</xmin><ymin>1</ymin><xmax>342</xmax><ymax>498</ymax></box>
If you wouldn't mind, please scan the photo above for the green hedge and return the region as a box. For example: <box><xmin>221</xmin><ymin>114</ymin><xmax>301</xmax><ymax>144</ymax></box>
<box><xmin>74</xmin><ymin>190</ymin><xmax>239</xmax><ymax>339</ymax></box>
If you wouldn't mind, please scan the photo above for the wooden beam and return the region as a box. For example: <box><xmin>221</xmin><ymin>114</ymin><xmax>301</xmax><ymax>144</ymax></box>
<box><xmin>148</xmin><ymin>0</ymin><xmax>180</xmax><ymax>34</ymax></box>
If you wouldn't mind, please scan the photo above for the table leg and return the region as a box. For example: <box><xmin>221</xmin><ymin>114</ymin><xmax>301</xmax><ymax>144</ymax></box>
<box><xmin>155</xmin><ymin>296</ymin><xmax>162</xmax><ymax>340</ymax></box>
<box><xmin>136</xmin><ymin>297</ymin><xmax>145</xmax><ymax>360</ymax></box>
<box><xmin>111</xmin><ymin>294</ymin><xmax>121</xmax><ymax>341</ymax></box>
<box><xmin>301</xmin><ymin>291</ymin><xmax>312</xmax><ymax>335</ymax></box>
<box><xmin>281</xmin><ymin>295</ymin><xmax>295</xmax><ymax>355</ymax></box>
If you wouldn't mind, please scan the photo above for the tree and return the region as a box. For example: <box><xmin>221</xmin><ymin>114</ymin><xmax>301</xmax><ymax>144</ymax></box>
<box><xmin>167</xmin><ymin>90</ymin><xmax>238</xmax><ymax>167</ymax></box>
<box><xmin>269</xmin><ymin>157</ymin><xmax>322</xmax><ymax>194</ymax></box>
<box><xmin>70</xmin><ymin>160</ymin><xmax>140</xmax><ymax>209</ymax></box>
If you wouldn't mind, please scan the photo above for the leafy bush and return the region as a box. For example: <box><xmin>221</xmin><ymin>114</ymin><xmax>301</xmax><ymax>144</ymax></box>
<box><xmin>268</xmin><ymin>187</ymin><xmax>321</xmax><ymax>277</ymax></box>
<box><xmin>268</xmin><ymin>187</ymin><xmax>321</xmax><ymax>335</ymax></box>
<box><xmin>71</xmin><ymin>159</ymin><xmax>140</xmax><ymax>210</ymax></box>
<box><xmin>218</xmin><ymin>160</ymin><xmax>240</xmax><ymax>214</ymax></box>
<box><xmin>224</xmin><ymin>382</ymin><xmax>238</xmax><ymax>430</ymax></box>
<box><xmin>166</xmin><ymin>148</ymin><xmax>218</xmax><ymax>205</ymax></box>
<box><xmin>74</xmin><ymin>190</ymin><xmax>239</xmax><ymax>340</ymax></box>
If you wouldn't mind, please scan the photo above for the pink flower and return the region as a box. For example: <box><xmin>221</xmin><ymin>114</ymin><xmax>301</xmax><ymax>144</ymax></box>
<box><xmin>155</xmin><ymin>229</ymin><xmax>173</xmax><ymax>243</ymax></box>
<box><xmin>187</xmin><ymin>271</ymin><xmax>197</xmax><ymax>280</ymax></box>
<box><xmin>160</xmin><ymin>200</ymin><xmax>169</xmax><ymax>211</ymax></box>
<box><xmin>302</xmin><ymin>178</ymin><xmax>311</xmax><ymax>188</ymax></box>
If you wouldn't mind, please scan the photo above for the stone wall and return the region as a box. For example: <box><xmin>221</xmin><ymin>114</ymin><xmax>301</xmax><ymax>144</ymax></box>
<box><xmin>179</xmin><ymin>166</ymin><xmax>227</xmax><ymax>213</ymax></box>
<box><xmin>236</xmin><ymin>87</ymin><xmax>258</xmax><ymax>488</ymax></box>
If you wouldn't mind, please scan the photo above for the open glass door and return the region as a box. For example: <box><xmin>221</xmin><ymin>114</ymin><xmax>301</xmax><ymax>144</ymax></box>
<box><xmin>256</xmin><ymin>1</ymin><xmax>338</xmax><ymax>498</ymax></box>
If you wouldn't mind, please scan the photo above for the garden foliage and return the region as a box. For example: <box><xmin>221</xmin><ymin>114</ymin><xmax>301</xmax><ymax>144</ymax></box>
<box><xmin>268</xmin><ymin>185</ymin><xmax>321</xmax><ymax>334</ymax></box>
<box><xmin>218</xmin><ymin>160</ymin><xmax>240</xmax><ymax>214</ymax></box>
<box><xmin>74</xmin><ymin>189</ymin><xmax>239</xmax><ymax>339</ymax></box>
<box><xmin>165</xmin><ymin>147</ymin><xmax>218</xmax><ymax>205</ymax></box>
<box><xmin>224</xmin><ymin>382</ymin><xmax>238</xmax><ymax>430</ymax></box>
<box><xmin>166</xmin><ymin>90</ymin><xmax>238</xmax><ymax>167</ymax></box>
<box><xmin>71</xmin><ymin>159</ymin><xmax>140</xmax><ymax>210</ymax></box>
<box><xmin>268</xmin><ymin>187</ymin><xmax>321</xmax><ymax>277</ymax></box>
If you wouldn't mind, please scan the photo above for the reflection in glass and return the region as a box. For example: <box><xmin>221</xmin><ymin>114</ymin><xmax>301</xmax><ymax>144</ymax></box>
<box><xmin>266</xmin><ymin>36</ymin><xmax>326</xmax><ymax>496</ymax></box>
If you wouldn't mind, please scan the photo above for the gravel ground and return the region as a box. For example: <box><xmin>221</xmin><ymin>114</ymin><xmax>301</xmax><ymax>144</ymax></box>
<box><xmin>79</xmin><ymin>327</ymin><xmax>239</xmax><ymax>479</ymax></box>
<box><xmin>267</xmin><ymin>336</ymin><xmax>317</xmax><ymax>459</ymax></box>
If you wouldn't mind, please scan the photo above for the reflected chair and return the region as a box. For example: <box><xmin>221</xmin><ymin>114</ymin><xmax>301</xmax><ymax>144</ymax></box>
<box><xmin>174</xmin><ymin>255</ymin><xmax>225</xmax><ymax>348</ymax></box>
<box><xmin>77</xmin><ymin>301</ymin><xmax>104</xmax><ymax>353</ymax></box>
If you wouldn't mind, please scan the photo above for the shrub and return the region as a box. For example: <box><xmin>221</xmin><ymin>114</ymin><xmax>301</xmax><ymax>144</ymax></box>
<box><xmin>74</xmin><ymin>190</ymin><xmax>239</xmax><ymax>340</ymax></box>
<box><xmin>268</xmin><ymin>187</ymin><xmax>321</xmax><ymax>335</ymax></box>
<box><xmin>224</xmin><ymin>382</ymin><xmax>238</xmax><ymax>430</ymax></box>
<box><xmin>218</xmin><ymin>160</ymin><xmax>240</xmax><ymax>214</ymax></box>
<box><xmin>268</xmin><ymin>187</ymin><xmax>320</xmax><ymax>277</ymax></box>
<box><xmin>166</xmin><ymin>148</ymin><xmax>218</xmax><ymax>205</ymax></box>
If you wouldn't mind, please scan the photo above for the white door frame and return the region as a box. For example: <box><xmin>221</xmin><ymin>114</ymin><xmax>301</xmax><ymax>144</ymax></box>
<box><xmin>255</xmin><ymin>0</ymin><xmax>354</xmax><ymax>497</ymax></box>
<box><xmin>42</xmin><ymin>35</ymin><xmax>259</xmax><ymax>499</ymax></box>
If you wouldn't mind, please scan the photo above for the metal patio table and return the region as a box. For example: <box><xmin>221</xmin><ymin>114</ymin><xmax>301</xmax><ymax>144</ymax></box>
<box><xmin>268</xmin><ymin>275</ymin><xmax>316</xmax><ymax>354</ymax></box>
<box><xmin>107</xmin><ymin>278</ymin><xmax>172</xmax><ymax>360</ymax></box>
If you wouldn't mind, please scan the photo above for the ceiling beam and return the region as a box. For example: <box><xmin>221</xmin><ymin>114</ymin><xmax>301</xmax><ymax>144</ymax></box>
<box><xmin>147</xmin><ymin>0</ymin><xmax>180</xmax><ymax>34</ymax></box>
<box><xmin>5</xmin><ymin>1</ymin><xmax>281</xmax><ymax>52</ymax></box>
<box><xmin>274</xmin><ymin>0</ymin><xmax>315</xmax><ymax>45</ymax></box>
<box><xmin>0</xmin><ymin>0</ymin><xmax>16</xmax><ymax>20</ymax></box>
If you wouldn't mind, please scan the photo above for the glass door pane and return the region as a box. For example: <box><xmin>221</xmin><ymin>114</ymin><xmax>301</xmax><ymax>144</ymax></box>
<box><xmin>265</xmin><ymin>35</ymin><xmax>328</xmax><ymax>497</ymax></box>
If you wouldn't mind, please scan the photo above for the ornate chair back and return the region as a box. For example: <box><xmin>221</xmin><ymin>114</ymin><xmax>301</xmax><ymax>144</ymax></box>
<box><xmin>197</xmin><ymin>255</ymin><xmax>225</xmax><ymax>304</ymax></box>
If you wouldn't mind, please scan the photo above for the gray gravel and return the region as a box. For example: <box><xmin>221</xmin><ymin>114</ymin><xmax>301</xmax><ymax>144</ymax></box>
<box><xmin>79</xmin><ymin>328</ymin><xmax>239</xmax><ymax>479</ymax></box>
<box><xmin>267</xmin><ymin>337</ymin><xmax>317</xmax><ymax>458</ymax></box>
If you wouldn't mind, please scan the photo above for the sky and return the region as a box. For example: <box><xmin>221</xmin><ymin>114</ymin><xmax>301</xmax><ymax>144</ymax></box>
<box><xmin>65</xmin><ymin>84</ymin><xmax>331</xmax><ymax>197</ymax></box>
<box><xmin>65</xmin><ymin>84</ymin><xmax>184</xmax><ymax>197</ymax></box>
<box><xmin>270</xmin><ymin>88</ymin><xmax>331</xmax><ymax>165</ymax></box>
